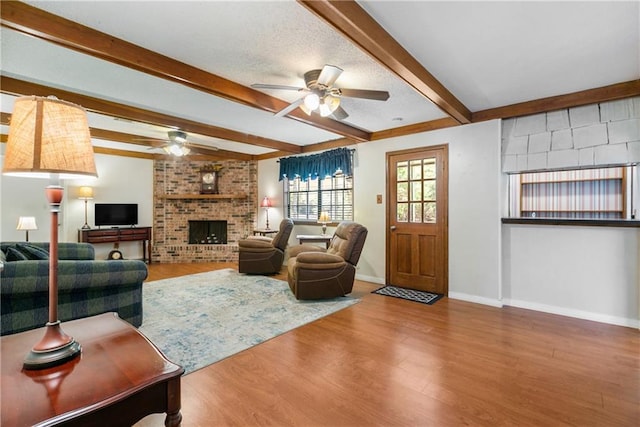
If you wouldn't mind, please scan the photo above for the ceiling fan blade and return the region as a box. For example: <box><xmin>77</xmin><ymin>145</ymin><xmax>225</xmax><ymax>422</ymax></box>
<box><xmin>317</xmin><ymin>65</ymin><xmax>343</xmax><ymax>87</ymax></box>
<box><xmin>275</xmin><ymin>97</ymin><xmax>305</xmax><ymax>117</ymax></box>
<box><xmin>339</xmin><ymin>88</ymin><xmax>390</xmax><ymax>101</ymax></box>
<box><xmin>251</xmin><ymin>83</ymin><xmax>305</xmax><ymax>91</ymax></box>
<box><xmin>330</xmin><ymin>106</ymin><xmax>349</xmax><ymax>121</ymax></box>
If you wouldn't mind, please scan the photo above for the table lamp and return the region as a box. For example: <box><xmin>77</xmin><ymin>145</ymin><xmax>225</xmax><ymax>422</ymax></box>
<box><xmin>17</xmin><ymin>216</ymin><xmax>38</xmax><ymax>241</ymax></box>
<box><xmin>77</xmin><ymin>186</ymin><xmax>94</xmax><ymax>229</ymax></box>
<box><xmin>260</xmin><ymin>196</ymin><xmax>272</xmax><ymax>229</ymax></box>
<box><xmin>3</xmin><ymin>95</ymin><xmax>97</xmax><ymax>369</ymax></box>
<box><xmin>318</xmin><ymin>212</ymin><xmax>331</xmax><ymax>235</ymax></box>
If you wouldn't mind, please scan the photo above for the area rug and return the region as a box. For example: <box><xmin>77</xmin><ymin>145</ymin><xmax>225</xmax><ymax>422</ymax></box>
<box><xmin>373</xmin><ymin>285</ymin><xmax>443</xmax><ymax>305</ymax></box>
<box><xmin>139</xmin><ymin>268</ymin><xmax>358</xmax><ymax>374</ymax></box>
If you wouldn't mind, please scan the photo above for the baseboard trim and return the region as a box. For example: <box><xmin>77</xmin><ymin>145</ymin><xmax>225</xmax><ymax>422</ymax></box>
<box><xmin>503</xmin><ymin>298</ymin><xmax>640</xmax><ymax>329</ymax></box>
<box><xmin>448</xmin><ymin>292</ymin><xmax>503</xmax><ymax>308</ymax></box>
<box><xmin>355</xmin><ymin>273</ymin><xmax>385</xmax><ymax>285</ymax></box>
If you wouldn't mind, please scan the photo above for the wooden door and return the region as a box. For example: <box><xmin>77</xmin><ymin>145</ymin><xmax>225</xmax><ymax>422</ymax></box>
<box><xmin>386</xmin><ymin>145</ymin><xmax>448</xmax><ymax>295</ymax></box>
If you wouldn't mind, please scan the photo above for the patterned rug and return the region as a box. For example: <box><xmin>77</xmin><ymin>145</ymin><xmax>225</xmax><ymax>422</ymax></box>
<box><xmin>373</xmin><ymin>285</ymin><xmax>443</xmax><ymax>305</ymax></box>
<box><xmin>139</xmin><ymin>268</ymin><xmax>358</xmax><ymax>374</ymax></box>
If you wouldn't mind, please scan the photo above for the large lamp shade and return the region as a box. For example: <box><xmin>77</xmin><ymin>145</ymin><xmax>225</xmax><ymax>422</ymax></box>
<box><xmin>3</xmin><ymin>96</ymin><xmax>97</xmax><ymax>179</ymax></box>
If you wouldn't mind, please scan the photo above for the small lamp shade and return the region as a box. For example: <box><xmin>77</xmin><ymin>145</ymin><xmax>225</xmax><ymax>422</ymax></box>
<box><xmin>17</xmin><ymin>216</ymin><xmax>37</xmax><ymax>242</ymax></box>
<box><xmin>318</xmin><ymin>212</ymin><xmax>331</xmax><ymax>235</ymax></box>
<box><xmin>318</xmin><ymin>212</ymin><xmax>331</xmax><ymax>223</ymax></box>
<box><xmin>260</xmin><ymin>196</ymin><xmax>272</xmax><ymax>208</ymax></box>
<box><xmin>77</xmin><ymin>186</ymin><xmax>94</xmax><ymax>200</ymax></box>
<box><xmin>17</xmin><ymin>216</ymin><xmax>38</xmax><ymax>231</ymax></box>
<box><xmin>3</xmin><ymin>96</ymin><xmax>97</xmax><ymax>180</ymax></box>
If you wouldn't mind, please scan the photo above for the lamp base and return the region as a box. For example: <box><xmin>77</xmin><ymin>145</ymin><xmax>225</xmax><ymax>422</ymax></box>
<box><xmin>23</xmin><ymin>322</ymin><xmax>82</xmax><ymax>370</ymax></box>
<box><xmin>81</xmin><ymin>223</ymin><xmax>91</xmax><ymax>230</ymax></box>
<box><xmin>322</xmin><ymin>224</ymin><xmax>327</xmax><ymax>235</ymax></box>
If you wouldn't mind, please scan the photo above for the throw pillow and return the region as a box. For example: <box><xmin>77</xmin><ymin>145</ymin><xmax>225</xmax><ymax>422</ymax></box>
<box><xmin>16</xmin><ymin>243</ymin><xmax>50</xmax><ymax>260</ymax></box>
<box><xmin>5</xmin><ymin>247</ymin><xmax>29</xmax><ymax>261</ymax></box>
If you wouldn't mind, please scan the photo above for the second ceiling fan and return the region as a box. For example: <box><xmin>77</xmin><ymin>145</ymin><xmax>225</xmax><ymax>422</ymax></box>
<box><xmin>252</xmin><ymin>64</ymin><xmax>390</xmax><ymax>120</ymax></box>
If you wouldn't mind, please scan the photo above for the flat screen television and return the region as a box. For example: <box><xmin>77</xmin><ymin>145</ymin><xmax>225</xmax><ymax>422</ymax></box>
<box><xmin>94</xmin><ymin>203</ymin><xmax>138</xmax><ymax>227</ymax></box>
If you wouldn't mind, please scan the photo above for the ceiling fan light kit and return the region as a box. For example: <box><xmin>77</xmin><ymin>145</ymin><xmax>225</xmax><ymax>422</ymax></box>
<box><xmin>163</xmin><ymin>144</ymin><xmax>190</xmax><ymax>157</ymax></box>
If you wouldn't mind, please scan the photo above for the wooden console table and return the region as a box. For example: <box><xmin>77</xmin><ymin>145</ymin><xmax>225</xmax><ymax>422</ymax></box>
<box><xmin>296</xmin><ymin>234</ymin><xmax>332</xmax><ymax>249</ymax></box>
<box><xmin>1</xmin><ymin>313</ymin><xmax>184</xmax><ymax>427</ymax></box>
<box><xmin>79</xmin><ymin>227</ymin><xmax>152</xmax><ymax>263</ymax></box>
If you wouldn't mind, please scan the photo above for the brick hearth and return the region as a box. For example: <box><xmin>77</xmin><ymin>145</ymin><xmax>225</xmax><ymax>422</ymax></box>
<box><xmin>152</xmin><ymin>159</ymin><xmax>257</xmax><ymax>263</ymax></box>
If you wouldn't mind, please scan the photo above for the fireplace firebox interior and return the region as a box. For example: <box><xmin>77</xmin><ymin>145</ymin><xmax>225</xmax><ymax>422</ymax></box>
<box><xmin>189</xmin><ymin>220</ymin><xmax>227</xmax><ymax>244</ymax></box>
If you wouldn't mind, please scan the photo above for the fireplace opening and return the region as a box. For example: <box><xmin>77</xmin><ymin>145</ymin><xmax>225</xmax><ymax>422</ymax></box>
<box><xmin>189</xmin><ymin>220</ymin><xmax>227</xmax><ymax>244</ymax></box>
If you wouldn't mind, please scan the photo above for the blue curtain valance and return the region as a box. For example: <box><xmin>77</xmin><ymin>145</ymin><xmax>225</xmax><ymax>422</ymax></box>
<box><xmin>279</xmin><ymin>147</ymin><xmax>353</xmax><ymax>181</ymax></box>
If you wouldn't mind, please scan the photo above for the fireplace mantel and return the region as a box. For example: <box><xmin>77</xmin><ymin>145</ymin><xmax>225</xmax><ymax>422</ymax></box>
<box><xmin>156</xmin><ymin>193</ymin><xmax>247</xmax><ymax>200</ymax></box>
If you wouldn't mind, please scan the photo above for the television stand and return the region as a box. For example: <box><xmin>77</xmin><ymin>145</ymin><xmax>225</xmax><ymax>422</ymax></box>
<box><xmin>79</xmin><ymin>227</ymin><xmax>152</xmax><ymax>263</ymax></box>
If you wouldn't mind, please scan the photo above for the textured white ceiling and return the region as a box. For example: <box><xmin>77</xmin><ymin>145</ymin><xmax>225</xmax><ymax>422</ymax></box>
<box><xmin>2</xmin><ymin>1</ymin><xmax>638</xmax><ymax>156</ymax></box>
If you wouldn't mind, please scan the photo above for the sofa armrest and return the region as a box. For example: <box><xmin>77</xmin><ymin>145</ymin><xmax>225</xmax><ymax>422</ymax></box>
<box><xmin>1</xmin><ymin>259</ymin><xmax>147</xmax><ymax>335</ymax></box>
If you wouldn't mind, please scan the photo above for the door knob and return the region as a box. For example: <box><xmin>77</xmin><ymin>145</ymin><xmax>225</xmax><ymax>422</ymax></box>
<box><xmin>390</xmin><ymin>225</ymin><xmax>397</xmax><ymax>231</ymax></box>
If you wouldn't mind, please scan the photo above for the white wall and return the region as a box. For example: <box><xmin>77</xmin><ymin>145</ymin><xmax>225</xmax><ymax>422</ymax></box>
<box><xmin>258</xmin><ymin>120</ymin><xmax>503</xmax><ymax>304</ymax></box>
<box><xmin>1</xmin><ymin>152</ymin><xmax>153</xmax><ymax>261</ymax></box>
<box><xmin>503</xmin><ymin>224</ymin><xmax>639</xmax><ymax>328</ymax></box>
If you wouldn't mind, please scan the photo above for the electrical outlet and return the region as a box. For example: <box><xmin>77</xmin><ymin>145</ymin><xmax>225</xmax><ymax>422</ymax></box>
<box><xmin>376</xmin><ymin>194</ymin><xmax>382</xmax><ymax>204</ymax></box>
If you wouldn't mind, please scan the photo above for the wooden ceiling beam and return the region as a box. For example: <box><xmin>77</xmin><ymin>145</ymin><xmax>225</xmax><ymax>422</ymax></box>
<box><xmin>0</xmin><ymin>1</ymin><xmax>370</xmax><ymax>142</ymax></box>
<box><xmin>472</xmin><ymin>79</ymin><xmax>640</xmax><ymax>122</ymax></box>
<box><xmin>299</xmin><ymin>0</ymin><xmax>472</xmax><ymax>125</ymax></box>
<box><xmin>1</xmin><ymin>76</ymin><xmax>301</xmax><ymax>153</ymax></box>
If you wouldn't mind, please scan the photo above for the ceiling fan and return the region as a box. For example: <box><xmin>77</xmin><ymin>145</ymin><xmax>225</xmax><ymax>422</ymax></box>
<box><xmin>251</xmin><ymin>64</ymin><xmax>390</xmax><ymax>120</ymax></box>
<box><xmin>139</xmin><ymin>130</ymin><xmax>218</xmax><ymax>157</ymax></box>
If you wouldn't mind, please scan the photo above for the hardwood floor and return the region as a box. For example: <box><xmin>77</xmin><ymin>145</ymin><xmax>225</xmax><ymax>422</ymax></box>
<box><xmin>136</xmin><ymin>263</ymin><xmax>639</xmax><ymax>426</ymax></box>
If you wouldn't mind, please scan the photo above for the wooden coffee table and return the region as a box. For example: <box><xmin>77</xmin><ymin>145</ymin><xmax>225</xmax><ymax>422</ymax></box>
<box><xmin>1</xmin><ymin>313</ymin><xmax>184</xmax><ymax>427</ymax></box>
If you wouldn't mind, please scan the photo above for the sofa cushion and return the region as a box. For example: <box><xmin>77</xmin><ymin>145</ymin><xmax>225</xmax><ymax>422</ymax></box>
<box><xmin>5</xmin><ymin>247</ymin><xmax>28</xmax><ymax>261</ymax></box>
<box><xmin>16</xmin><ymin>243</ymin><xmax>49</xmax><ymax>260</ymax></box>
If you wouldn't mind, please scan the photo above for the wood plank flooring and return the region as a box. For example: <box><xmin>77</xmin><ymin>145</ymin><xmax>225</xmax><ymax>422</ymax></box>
<box><xmin>136</xmin><ymin>263</ymin><xmax>639</xmax><ymax>426</ymax></box>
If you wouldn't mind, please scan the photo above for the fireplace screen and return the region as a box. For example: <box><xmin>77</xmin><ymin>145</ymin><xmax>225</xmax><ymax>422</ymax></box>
<box><xmin>188</xmin><ymin>220</ymin><xmax>227</xmax><ymax>244</ymax></box>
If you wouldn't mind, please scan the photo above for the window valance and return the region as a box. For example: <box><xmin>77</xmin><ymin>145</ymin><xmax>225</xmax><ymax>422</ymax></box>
<box><xmin>279</xmin><ymin>147</ymin><xmax>354</xmax><ymax>181</ymax></box>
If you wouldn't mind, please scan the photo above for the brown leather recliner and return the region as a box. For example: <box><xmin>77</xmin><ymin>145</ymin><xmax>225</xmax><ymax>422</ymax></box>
<box><xmin>287</xmin><ymin>221</ymin><xmax>368</xmax><ymax>300</ymax></box>
<box><xmin>238</xmin><ymin>218</ymin><xmax>294</xmax><ymax>274</ymax></box>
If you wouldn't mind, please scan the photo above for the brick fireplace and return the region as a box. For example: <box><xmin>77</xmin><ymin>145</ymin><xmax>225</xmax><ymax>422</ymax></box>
<box><xmin>152</xmin><ymin>159</ymin><xmax>257</xmax><ymax>263</ymax></box>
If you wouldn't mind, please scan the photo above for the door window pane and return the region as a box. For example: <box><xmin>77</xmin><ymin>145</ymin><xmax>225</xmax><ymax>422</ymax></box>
<box><xmin>397</xmin><ymin>182</ymin><xmax>408</xmax><ymax>202</ymax></box>
<box><xmin>410</xmin><ymin>160</ymin><xmax>422</xmax><ymax>180</ymax></box>
<box><xmin>423</xmin><ymin>159</ymin><xmax>436</xmax><ymax>179</ymax></box>
<box><xmin>397</xmin><ymin>203</ymin><xmax>408</xmax><ymax>222</ymax></box>
<box><xmin>410</xmin><ymin>203</ymin><xmax>422</xmax><ymax>222</ymax></box>
<box><xmin>424</xmin><ymin>202</ymin><xmax>436</xmax><ymax>223</ymax></box>
<box><xmin>410</xmin><ymin>181</ymin><xmax>422</xmax><ymax>201</ymax></box>
<box><xmin>397</xmin><ymin>161</ymin><xmax>408</xmax><ymax>181</ymax></box>
<box><xmin>424</xmin><ymin>180</ymin><xmax>436</xmax><ymax>201</ymax></box>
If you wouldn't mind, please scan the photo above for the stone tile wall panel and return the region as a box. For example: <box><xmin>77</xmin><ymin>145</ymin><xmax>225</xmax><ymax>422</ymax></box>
<box><xmin>501</xmin><ymin>96</ymin><xmax>639</xmax><ymax>172</ymax></box>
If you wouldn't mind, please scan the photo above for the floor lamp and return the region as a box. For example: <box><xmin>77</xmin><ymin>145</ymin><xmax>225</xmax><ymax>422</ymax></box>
<box><xmin>3</xmin><ymin>96</ymin><xmax>98</xmax><ymax>370</ymax></box>
<box><xmin>78</xmin><ymin>186</ymin><xmax>94</xmax><ymax>229</ymax></box>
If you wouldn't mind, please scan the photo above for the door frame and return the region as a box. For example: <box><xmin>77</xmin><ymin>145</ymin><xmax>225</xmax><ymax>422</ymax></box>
<box><xmin>385</xmin><ymin>144</ymin><xmax>449</xmax><ymax>294</ymax></box>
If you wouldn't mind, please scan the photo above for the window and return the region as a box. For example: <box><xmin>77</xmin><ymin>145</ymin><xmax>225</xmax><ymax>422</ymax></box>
<box><xmin>396</xmin><ymin>158</ymin><xmax>437</xmax><ymax>223</ymax></box>
<box><xmin>508</xmin><ymin>165</ymin><xmax>637</xmax><ymax>219</ymax></box>
<box><xmin>285</xmin><ymin>173</ymin><xmax>353</xmax><ymax>222</ymax></box>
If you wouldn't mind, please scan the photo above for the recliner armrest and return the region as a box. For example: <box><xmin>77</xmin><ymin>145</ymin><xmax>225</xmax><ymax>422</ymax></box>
<box><xmin>288</xmin><ymin>244</ymin><xmax>325</xmax><ymax>258</ymax></box>
<box><xmin>294</xmin><ymin>252</ymin><xmax>346</xmax><ymax>270</ymax></box>
<box><xmin>238</xmin><ymin>239</ymin><xmax>273</xmax><ymax>249</ymax></box>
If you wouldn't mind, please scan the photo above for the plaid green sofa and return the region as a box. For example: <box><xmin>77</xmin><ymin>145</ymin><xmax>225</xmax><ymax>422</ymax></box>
<box><xmin>1</xmin><ymin>242</ymin><xmax>148</xmax><ymax>336</ymax></box>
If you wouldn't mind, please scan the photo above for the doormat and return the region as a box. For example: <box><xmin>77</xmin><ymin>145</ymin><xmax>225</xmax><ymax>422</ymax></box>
<box><xmin>372</xmin><ymin>285</ymin><xmax>443</xmax><ymax>305</ymax></box>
